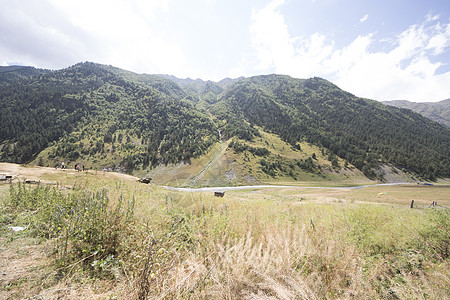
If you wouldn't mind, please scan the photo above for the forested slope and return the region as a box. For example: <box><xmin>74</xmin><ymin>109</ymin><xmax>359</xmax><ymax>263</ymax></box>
<box><xmin>0</xmin><ymin>65</ymin><xmax>50</xmax><ymax>84</ymax></box>
<box><xmin>0</xmin><ymin>62</ymin><xmax>217</xmax><ymax>171</ymax></box>
<box><xmin>212</xmin><ymin>75</ymin><xmax>450</xmax><ymax>179</ymax></box>
<box><xmin>0</xmin><ymin>63</ymin><xmax>449</xmax><ymax>180</ymax></box>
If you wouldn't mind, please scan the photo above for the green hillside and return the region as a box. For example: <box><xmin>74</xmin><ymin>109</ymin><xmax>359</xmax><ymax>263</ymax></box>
<box><xmin>0</xmin><ymin>63</ymin><xmax>449</xmax><ymax>182</ymax></box>
<box><xmin>0</xmin><ymin>62</ymin><xmax>217</xmax><ymax>172</ymax></box>
<box><xmin>212</xmin><ymin>75</ymin><xmax>450</xmax><ymax>180</ymax></box>
<box><xmin>0</xmin><ymin>65</ymin><xmax>50</xmax><ymax>84</ymax></box>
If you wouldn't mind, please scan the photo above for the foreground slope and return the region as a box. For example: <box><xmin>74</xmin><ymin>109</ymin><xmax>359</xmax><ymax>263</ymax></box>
<box><xmin>1</xmin><ymin>163</ymin><xmax>449</xmax><ymax>299</ymax></box>
<box><xmin>145</xmin><ymin>128</ymin><xmax>373</xmax><ymax>187</ymax></box>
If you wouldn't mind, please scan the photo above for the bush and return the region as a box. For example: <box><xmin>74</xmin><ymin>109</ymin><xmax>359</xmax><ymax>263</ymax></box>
<box><xmin>7</xmin><ymin>183</ymin><xmax>136</xmax><ymax>277</ymax></box>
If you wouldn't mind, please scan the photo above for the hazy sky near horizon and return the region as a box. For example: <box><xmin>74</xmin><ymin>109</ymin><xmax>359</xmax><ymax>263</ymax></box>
<box><xmin>1</xmin><ymin>0</ymin><xmax>449</xmax><ymax>102</ymax></box>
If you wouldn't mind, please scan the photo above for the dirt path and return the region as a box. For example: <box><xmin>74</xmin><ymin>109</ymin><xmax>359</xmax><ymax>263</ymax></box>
<box><xmin>0</xmin><ymin>163</ymin><xmax>64</xmax><ymax>181</ymax></box>
<box><xmin>0</xmin><ymin>235</ymin><xmax>119</xmax><ymax>299</ymax></box>
<box><xmin>0</xmin><ymin>162</ymin><xmax>138</xmax><ymax>184</ymax></box>
<box><xmin>190</xmin><ymin>130</ymin><xmax>223</xmax><ymax>186</ymax></box>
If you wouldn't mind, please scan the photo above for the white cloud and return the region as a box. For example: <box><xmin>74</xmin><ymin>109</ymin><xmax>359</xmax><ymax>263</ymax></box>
<box><xmin>360</xmin><ymin>14</ymin><xmax>368</xmax><ymax>23</ymax></box>
<box><xmin>426</xmin><ymin>13</ymin><xmax>440</xmax><ymax>22</ymax></box>
<box><xmin>426</xmin><ymin>23</ymin><xmax>450</xmax><ymax>55</ymax></box>
<box><xmin>250</xmin><ymin>0</ymin><xmax>290</xmax><ymax>71</ymax></box>
<box><xmin>0</xmin><ymin>0</ymin><xmax>195</xmax><ymax>76</ymax></box>
<box><xmin>44</xmin><ymin>0</ymin><xmax>190</xmax><ymax>75</ymax></box>
<box><xmin>250</xmin><ymin>0</ymin><xmax>333</xmax><ymax>78</ymax></box>
<box><xmin>333</xmin><ymin>20</ymin><xmax>450</xmax><ymax>101</ymax></box>
<box><xmin>249</xmin><ymin>1</ymin><xmax>450</xmax><ymax>102</ymax></box>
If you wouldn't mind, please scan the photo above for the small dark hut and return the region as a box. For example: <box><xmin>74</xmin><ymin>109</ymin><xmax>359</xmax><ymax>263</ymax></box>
<box><xmin>138</xmin><ymin>177</ymin><xmax>152</xmax><ymax>184</ymax></box>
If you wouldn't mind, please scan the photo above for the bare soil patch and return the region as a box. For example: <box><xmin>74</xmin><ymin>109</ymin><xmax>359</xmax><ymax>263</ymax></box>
<box><xmin>0</xmin><ymin>235</ymin><xmax>52</xmax><ymax>299</ymax></box>
<box><xmin>0</xmin><ymin>233</ymin><xmax>119</xmax><ymax>299</ymax></box>
<box><xmin>0</xmin><ymin>163</ymin><xmax>138</xmax><ymax>185</ymax></box>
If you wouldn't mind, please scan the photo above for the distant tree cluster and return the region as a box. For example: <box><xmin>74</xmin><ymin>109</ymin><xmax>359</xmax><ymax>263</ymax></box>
<box><xmin>228</xmin><ymin>140</ymin><xmax>270</xmax><ymax>156</ymax></box>
<box><xmin>259</xmin><ymin>156</ymin><xmax>320</xmax><ymax>178</ymax></box>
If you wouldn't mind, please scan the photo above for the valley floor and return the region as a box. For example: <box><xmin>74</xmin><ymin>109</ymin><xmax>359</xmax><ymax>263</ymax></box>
<box><xmin>0</xmin><ymin>163</ymin><xmax>449</xmax><ymax>299</ymax></box>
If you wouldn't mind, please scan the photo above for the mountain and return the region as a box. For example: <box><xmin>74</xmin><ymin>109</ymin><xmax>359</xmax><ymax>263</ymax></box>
<box><xmin>0</xmin><ymin>62</ymin><xmax>217</xmax><ymax>172</ymax></box>
<box><xmin>0</xmin><ymin>62</ymin><xmax>449</xmax><ymax>181</ymax></box>
<box><xmin>0</xmin><ymin>65</ymin><xmax>50</xmax><ymax>84</ymax></box>
<box><xmin>157</xmin><ymin>75</ymin><xmax>240</xmax><ymax>107</ymax></box>
<box><xmin>383</xmin><ymin>99</ymin><xmax>450</xmax><ymax>127</ymax></box>
<box><xmin>212</xmin><ymin>75</ymin><xmax>450</xmax><ymax>180</ymax></box>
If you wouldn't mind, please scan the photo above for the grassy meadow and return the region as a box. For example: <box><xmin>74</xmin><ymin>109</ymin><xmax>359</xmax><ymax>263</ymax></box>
<box><xmin>0</xmin><ymin>163</ymin><xmax>449</xmax><ymax>299</ymax></box>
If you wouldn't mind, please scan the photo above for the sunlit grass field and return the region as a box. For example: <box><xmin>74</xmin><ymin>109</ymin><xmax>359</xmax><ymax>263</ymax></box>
<box><xmin>0</xmin><ymin>164</ymin><xmax>448</xmax><ymax>299</ymax></box>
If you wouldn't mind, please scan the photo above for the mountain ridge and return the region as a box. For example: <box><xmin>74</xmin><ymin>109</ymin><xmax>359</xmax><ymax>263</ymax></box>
<box><xmin>0</xmin><ymin>65</ymin><xmax>51</xmax><ymax>84</ymax></box>
<box><xmin>383</xmin><ymin>99</ymin><xmax>450</xmax><ymax>127</ymax></box>
<box><xmin>211</xmin><ymin>75</ymin><xmax>450</xmax><ymax>180</ymax></box>
<box><xmin>0</xmin><ymin>62</ymin><xmax>449</xmax><ymax>182</ymax></box>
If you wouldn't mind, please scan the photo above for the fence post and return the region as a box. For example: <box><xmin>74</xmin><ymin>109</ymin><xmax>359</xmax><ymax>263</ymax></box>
<box><xmin>410</xmin><ymin>200</ymin><xmax>414</xmax><ymax>208</ymax></box>
<box><xmin>310</xmin><ymin>218</ymin><xmax>316</xmax><ymax>231</ymax></box>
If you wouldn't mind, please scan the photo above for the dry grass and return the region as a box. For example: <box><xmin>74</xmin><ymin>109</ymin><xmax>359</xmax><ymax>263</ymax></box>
<box><xmin>0</xmin><ymin>164</ymin><xmax>449</xmax><ymax>299</ymax></box>
<box><xmin>351</xmin><ymin>184</ymin><xmax>450</xmax><ymax>207</ymax></box>
<box><xmin>130</xmin><ymin>216</ymin><xmax>448</xmax><ymax>299</ymax></box>
<box><xmin>122</xmin><ymin>187</ymin><xmax>449</xmax><ymax>299</ymax></box>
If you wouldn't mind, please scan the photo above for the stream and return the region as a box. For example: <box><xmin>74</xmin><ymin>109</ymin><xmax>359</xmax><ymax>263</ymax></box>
<box><xmin>163</xmin><ymin>182</ymin><xmax>411</xmax><ymax>192</ymax></box>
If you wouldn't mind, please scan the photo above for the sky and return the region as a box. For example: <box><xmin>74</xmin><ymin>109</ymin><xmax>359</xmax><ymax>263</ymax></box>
<box><xmin>1</xmin><ymin>0</ymin><xmax>450</xmax><ymax>102</ymax></box>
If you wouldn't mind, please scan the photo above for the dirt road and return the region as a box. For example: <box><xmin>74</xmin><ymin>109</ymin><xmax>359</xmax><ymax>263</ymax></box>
<box><xmin>0</xmin><ymin>163</ymin><xmax>138</xmax><ymax>184</ymax></box>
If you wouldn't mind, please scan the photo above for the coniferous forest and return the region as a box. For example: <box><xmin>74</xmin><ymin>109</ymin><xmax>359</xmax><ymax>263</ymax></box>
<box><xmin>0</xmin><ymin>62</ymin><xmax>449</xmax><ymax>180</ymax></box>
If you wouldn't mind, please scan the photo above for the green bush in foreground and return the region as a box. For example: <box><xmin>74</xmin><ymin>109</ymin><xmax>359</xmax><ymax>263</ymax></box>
<box><xmin>7</xmin><ymin>182</ymin><xmax>136</xmax><ymax>277</ymax></box>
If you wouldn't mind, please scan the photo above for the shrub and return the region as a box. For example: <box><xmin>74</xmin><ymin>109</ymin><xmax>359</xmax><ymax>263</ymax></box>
<box><xmin>7</xmin><ymin>183</ymin><xmax>136</xmax><ymax>277</ymax></box>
